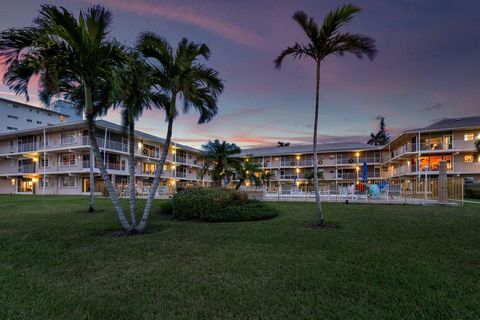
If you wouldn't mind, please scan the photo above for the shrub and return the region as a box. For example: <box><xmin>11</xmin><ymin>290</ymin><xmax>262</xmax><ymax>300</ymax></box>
<box><xmin>205</xmin><ymin>201</ymin><xmax>278</xmax><ymax>222</ymax></box>
<box><xmin>158</xmin><ymin>200</ymin><xmax>173</xmax><ymax>215</ymax></box>
<box><xmin>172</xmin><ymin>187</ymin><xmax>248</xmax><ymax>220</ymax></box>
<box><xmin>465</xmin><ymin>183</ymin><xmax>480</xmax><ymax>199</ymax></box>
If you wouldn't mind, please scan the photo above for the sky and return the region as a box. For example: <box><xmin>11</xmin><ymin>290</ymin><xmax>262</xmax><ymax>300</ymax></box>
<box><xmin>0</xmin><ymin>0</ymin><xmax>479</xmax><ymax>148</ymax></box>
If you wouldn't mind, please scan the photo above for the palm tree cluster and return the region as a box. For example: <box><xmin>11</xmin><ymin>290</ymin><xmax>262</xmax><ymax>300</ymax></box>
<box><xmin>368</xmin><ymin>117</ymin><xmax>390</xmax><ymax>146</ymax></box>
<box><xmin>0</xmin><ymin>5</ymin><xmax>223</xmax><ymax>233</ymax></box>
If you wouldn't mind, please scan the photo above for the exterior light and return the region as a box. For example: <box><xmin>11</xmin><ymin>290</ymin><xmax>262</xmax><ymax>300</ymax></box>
<box><xmin>32</xmin><ymin>158</ymin><xmax>38</xmax><ymax>162</ymax></box>
<box><xmin>296</xmin><ymin>168</ymin><xmax>300</xmax><ymax>173</ymax></box>
<box><xmin>296</xmin><ymin>155</ymin><xmax>301</xmax><ymax>160</ymax></box>
<box><xmin>163</xmin><ymin>165</ymin><xmax>167</xmax><ymax>171</ymax></box>
<box><xmin>355</xmin><ymin>152</ymin><xmax>360</xmax><ymax>157</ymax></box>
<box><xmin>172</xmin><ymin>165</ymin><xmax>176</xmax><ymax>169</ymax></box>
<box><xmin>11</xmin><ymin>178</ymin><xmax>15</xmax><ymax>186</ymax></box>
<box><xmin>246</xmin><ymin>158</ymin><xmax>249</xmax><ymax>162</ymax></box>
<box><xmin>32</xmin><ymin>177</ymin><xmax>38</xmax><ymax>183</ymax></box>
<box><xmin>138</xmin><ymin>141</ymin><xmax>143</xmax><ymax>149</ymax></box>
<box><xmin>246</xmin><ymin>170</ymin><xmax>249</xmax><ymax>174</ymax></box>
<box><xmin>356</xmin><ymin>166</ymin><xmax>359</xmax><ymax>171</ymax></box>
<box><xmin>407</xmin><ymin>161</ymin><xmax>411</xmax><ymax>166</ymax></box>
<box><xmin>245</xmin><ymin>181</ymin><xmax>250</xmax><ymax>186</ymax></box>
<box><xmin>296</xmin><ymin>181</ymin><xmax>301</xmax><ymax>186</ymax></box>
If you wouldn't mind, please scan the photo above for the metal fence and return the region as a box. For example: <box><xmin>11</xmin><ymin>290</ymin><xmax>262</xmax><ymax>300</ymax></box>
<box><xmin>262</xmin><ymin>177</ymin><xmax>464</xmax><ymax>205</ymax></box>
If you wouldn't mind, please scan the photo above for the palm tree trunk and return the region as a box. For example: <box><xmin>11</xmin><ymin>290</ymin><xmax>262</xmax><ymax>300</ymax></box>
<box><xmin>83</xmin><ymin>83</ymin><xmax>132</xmax><ymax>231</ymax></box>
<box><xmin>128</xmin><ymin>120</ymin><xmax>137</xmax><ymax>226</ymax></box>
<box><xmin>87</xmin><ymin>116</ymin><xmax>132</xmax><ymax>231</ymax></box>
<box><xmin>313</xmin><ymin>61</ymin><xmax>324</xmax><ymax>226</ymax></box>
<box><xmin>89</xmin><ymin>147</ymin><xmax>95</xmax><ymax>212</ymax></box>
<box><xmin>137</xmin><ymin>114</ymin><xmax>175</xmax><ymax>232</ymax></box>
<box><xmin>85</xmin><ymin>85</ymin><xmax>95</xmax><ymax>213</ymax></box>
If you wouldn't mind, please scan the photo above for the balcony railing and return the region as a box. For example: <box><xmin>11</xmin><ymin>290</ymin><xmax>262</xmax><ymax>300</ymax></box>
<box><xmin>280</xmin><ymin>160</ymin><xmax>313</xmax><ymax>167</ymax></box>
<box><xmin>337</xmin><ymin>157</ymin><xmax>380</xmax><ymax>165</ymax></box>
<box><xmin>419</xmin><ymin>143</ymin><xmax>452</xmax><ymax>151</ymax></box>
<box><xmin>176</xmin><ymin>156</ymin><xmax>187</xmax><ymax>164</ymax></box>
<box><xmin>82</xmin><ymin>161</ymin><xmax>123</xmax><ymax>171</ymax></box>
<box><xmin>337</xmin><ymin>173</ymin><xmax>357</xmax><ymax>179</ymax></box>
<box><xmin>82</xmin><ymin>136</ymin><xmax>128</xmax><ymax>153</ymax></box>
<box><xmin>17</xmin><ymin>143</ymin><xmax>37</xmax><ymax>153</ymax></box>
<box><xmin>176</xmin><ymin>171</ymin><xmax>187</xmax><ymax>178</ymax></box>
<box><xmin>18</xmin><ymin>164</ymin><xmax>36</xmax><ymax>173</ymax></box>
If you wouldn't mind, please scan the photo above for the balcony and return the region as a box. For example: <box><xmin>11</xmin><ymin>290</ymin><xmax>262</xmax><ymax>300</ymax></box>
<box><xmin>336</xmin><ymin>173</ymin><xmax>357</xmax><ymax>179</ymax></box>
<box><xmin>280</xmin><ymin>160</ymin><xmax>313</xmax><ymax>167</ymax></box>
<box><xmin>337</xmin><ymin>157</ymin><xmax>380</xmax><ymax>165</ymax></box>
<box><xmin>82</xmin><ymin>161</ymin><xmax>123</xmax><ymax>171</ymax></box>
<box><xmin>176</xmin><ymin>171</ymin><xmax>187</xmax><ymax>178</ymax></box>
<box><xmin>176</xmin><ymin>155</ymin><xmax>187</xmax><ymax>164</ymax></box>
<box><xmin>419</xmin><ymin>143</ymin><xmax>452</xmax><ymax>152</ymax></box>
<box><xmin>18</xmin><ymin>164</ymin><xmax>36</xmax><ymax>174</ymax></box>
<box><xmin>17</xmin><ymin>143</ymin><xmax>37</xmax><ymax>153</ymax></box>
<box><xmin>83</xmin><ymin>136</ymin><xmax>128</xmax><ymax>153</ymax></box>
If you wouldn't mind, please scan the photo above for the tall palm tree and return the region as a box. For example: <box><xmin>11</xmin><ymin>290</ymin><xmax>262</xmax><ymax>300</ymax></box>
<box><xmin>111</xmin><ymin>51</ymin><xmax>168</xmax><ymax>227</ymax></box>
<box><xmin>0</xmin><ymin>5</ymin><xmax>132</xmax><ymax>230</ymax></box>
<box><xmin>275</xmin><ymin>4</ymin><xmax>377</xmax><ymax>226</ymax></box>
<box><xmin>234</xmin><ymin>160</ymin><xmax>262</xmax><ymax>190</ymax></box>
<box><xmin>136</xmin><ymin>33</ymin><xmax>224</xmax><ymax>232</ymax></box>
<box><xmin>202</xmin><ymin>139</ymin><xmax>242</xmax><ymax>187</ymax></box>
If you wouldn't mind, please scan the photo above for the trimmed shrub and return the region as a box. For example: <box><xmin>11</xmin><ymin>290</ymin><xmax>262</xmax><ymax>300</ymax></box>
<box><xmin>158</xmin><ymin>200</ymin><xmax>173</xmax><ymax>215</ymax></box>
<box><xmin>172</xmin><ymin>187</ymin><xmax>248</xmax><ymax>220</ymax></box>
<box><xmin>205</xmin><ymin>201</ymin><xmax>278</xmax><ymax>222</ymax></box>
<box><xmin>465</xmin><ymin>183</ymin><xmax>480</xmax><ymax>199</ymax></box>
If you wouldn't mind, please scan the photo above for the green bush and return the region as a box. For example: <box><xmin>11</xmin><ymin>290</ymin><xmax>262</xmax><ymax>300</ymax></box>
<box><xmin>465</xmin><ymin>183</ymin><xmax>480</xmax><ymax>199</ymax></box>
<box><xmin>172</xmin><ymin>187</ymin><xmax>248</xmax><ymax>220</ymax></box>
<box><xmin>205</xmin><ymin>201</ymin><xmax>278</xmax><ymax>222</ymax></box>
<box><xmin>158</xmin><ymin>200</ymin><xmax>173</xmax><ymax>215</ymax></box>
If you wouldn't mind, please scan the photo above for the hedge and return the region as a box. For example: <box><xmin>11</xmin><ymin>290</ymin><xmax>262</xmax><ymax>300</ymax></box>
<box><xmin>171</xmin><ymin>187</ymin><xmax>248</xmax><ymax>220</ymax></box>
<box><xmin>465</xmin><ymin>183</ymin><xmax>480</xmax><ymax>199</ymax></box>
<box><xmin>205</xmin><ymin>200</ymin><xmax>278</xmax><ymax>222</ymax></box>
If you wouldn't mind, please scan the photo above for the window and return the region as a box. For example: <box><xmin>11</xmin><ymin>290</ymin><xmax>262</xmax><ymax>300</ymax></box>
<box><xmin>39</xmin><ymin>135</ymin><xmax>49</xmax><ymax>147</ymax></box>
<box><xmin>36</xmin><ymin>121</ymin><xmax>42</xmax><ymax>125</ymax></box>
<box><xmin>27</xmin><ymin>119</ymin><xmax>33</xmax><ymax>122</ymax></box>
<box><xmin>9</xmin><ymin>140</ymin><xmax>15</xmax><ymax>149</ymax></box>
<box><xmin>464</xmin><ymin>155</ymin><xmax>474</xmax><ymax>163</ymax></box>
<box><xmin>61</xmin><ymin>176</ymin><xmax>76</xmax><ymax>188</ymax></box>
<box><xmin>61</xmin><ymin>154</ymin><xmax>76</xmax><ymax>166</ymax></box>
<box><xmin>29</xmin><ymin>108</ymin><xmax>32</xmax><ymax>112</ymax></box>
<box><xmin>7</xmin><ymin>126</ymin><xmax>18</xmax><ymax>131</ymax></box>
<box><xmin>39</xmin><ymin>177</ymin><xmax>49</xmax><ymax>188</ymax></box>
<box><xmin>61</xmin><ymin>131</ymin><xmax>76</xmax><ymax>145</ymax></box>
<box><xmin>12</xmin><ymin>104</ymin><xmax>18</xmax><ymax>108</ymax></box>
<box><xmin>464</xmin><ymin>133</ymin><xmax>474</xmax><ymax>141</ymax></box>
<box><xmin>39</xmin><ymin>156</ymin><xmax>49</xmax><ymax>168</ymax></box>
<box><xmin>7</xmin><ymin>115</ymin><xmax>18</xmax><ymax>119</ymax></box>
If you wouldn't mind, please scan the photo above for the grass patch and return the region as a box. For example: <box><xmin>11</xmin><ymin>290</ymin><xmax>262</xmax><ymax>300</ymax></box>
<box><xmin>0</xmin><ymin>195</ymin><xmax>479</xmax><ymax>319</ymax></box>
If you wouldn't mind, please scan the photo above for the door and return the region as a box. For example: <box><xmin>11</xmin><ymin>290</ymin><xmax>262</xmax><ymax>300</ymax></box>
<box><xmin>17</xmin><ymin>178</ymin><xmax>33</xmax><ymax>194</ymax></box>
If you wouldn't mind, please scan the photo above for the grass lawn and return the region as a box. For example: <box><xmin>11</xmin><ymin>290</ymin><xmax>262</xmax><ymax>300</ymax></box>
<box><xmin>0</xmin><ymin>196</ymin><xmax>479</xmax><ymax>319</ymax></box>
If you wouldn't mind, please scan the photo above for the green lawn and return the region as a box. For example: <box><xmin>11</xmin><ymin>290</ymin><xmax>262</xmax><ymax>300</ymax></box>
<box><xmin>0</xmin><ymin>196</ymin><xmax>479</xmax><ymax>319</ymax></box>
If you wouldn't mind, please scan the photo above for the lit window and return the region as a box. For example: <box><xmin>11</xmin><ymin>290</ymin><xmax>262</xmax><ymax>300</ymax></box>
<box><xmin>61</xmin><ymin>176</ymin><xmax>76</xmax><ymax>188</ymax></box>
<box><xmin>464</xmin><ymin>155</ymin><xmax>474</xmax><ymax>163</ymax></box>
<box><xmin>464</xmin><ymin>133</ymin><xmax>474</xmax><ymax>141</ymax></box>
<box><xmin>61</xmin><ymin>154</ymin><xmax>76</xmax><ymax>166</ymax></box>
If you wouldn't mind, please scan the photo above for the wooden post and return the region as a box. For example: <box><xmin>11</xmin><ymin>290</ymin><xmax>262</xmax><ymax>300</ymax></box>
<box><xmin>438</xmin><ymin>160</ymin><xmax>448</xmax><ymax>204</ymax></box>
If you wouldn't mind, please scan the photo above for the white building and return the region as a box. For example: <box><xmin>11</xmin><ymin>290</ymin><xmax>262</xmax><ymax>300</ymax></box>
<box><xmin>0</xmin><ymin>97</ymin><xmax>81</xmax><ymax>133</ymax></box>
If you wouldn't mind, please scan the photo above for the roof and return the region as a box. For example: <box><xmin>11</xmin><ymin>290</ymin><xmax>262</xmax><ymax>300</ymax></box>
<box><xmin>0</xmin><ymin>119</ymin><xmax>201</xmax><ymax>154</ymax></box>
<box><xmin>239</xmin><ymin>141</ymin><xmax>382</xmax><ymax>157</ymax></box>
<box><xmin>416</xmin><ymin>116</ymin><xmax>480</xmax><ymax>131</ymax></box>
<box><xmin>0</xmin><ymin>96</ymin><xmax>66</xmax><ymax>116</ymax></box>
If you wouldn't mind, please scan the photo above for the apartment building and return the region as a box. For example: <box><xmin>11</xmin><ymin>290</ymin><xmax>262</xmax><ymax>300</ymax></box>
<box><xmin>384</xmin><ymin>116</ymin><xmax>480</xmax><ymax>182</ymax></box>
<box><xmin>0</xmin><ymin>120</ymin><xmax>211</xmax><ymax>195</ymax></box>
<box><xmin>0</xmin><ymin>97</ymin><xmax>81</xmax><ymax>133</ymax></box>
<box><xmin>0</xmin><ymin>115</ymin><xmax>478</xmax><ymax>195</ymax></box>
<box><xmin>240</xmin><ymin>142</ymin><xmax>383</xmax><ymax>184</ymax></box>
<box><xmin>239</xmin><ymin>116</ymin><xmax>480</xmax><ymax>189</ymax></box>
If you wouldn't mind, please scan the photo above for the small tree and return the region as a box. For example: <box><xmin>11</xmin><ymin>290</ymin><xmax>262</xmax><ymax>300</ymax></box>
<box><xmin>368</xmin><ymin>117</ymin><xmax>390</xmax><ymax>146</ymax></box>
<box><xmin>234</xmin><ymin>161</ymin><xmax>262</xmax><ymax>190</ymax></box>
<box><xmin>202</xmin><ymin>140</ymin><xmax>242</xmax><ymax>187</ymax></box>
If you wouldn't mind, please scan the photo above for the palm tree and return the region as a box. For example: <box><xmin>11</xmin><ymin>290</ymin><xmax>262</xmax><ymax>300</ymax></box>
<box><xmin>111</xmin><ymin>50</ymin><xmax>168</xmax><ymax>227</ymax></box>
<box><xmin>304</xmin><ymin>170</ymin><xmax>325</xmax><ymax>193</ymax></box>
<box><xmin>368</xmin><ymin>117</ymin><xmax>390</xmax><ymax>145</ymax></box>
<box><xmin>202</xmin><ymin>139</ymin><xmax>242</xmax><ymax>187</ymax></box>
<box><xmin>136</xmin><ymin>33</ymin><xmax>224</xmax><ymax>232</ymax></box>
<box><xmin>0</xmin><ymin>5</ymin><xmax>132</xmax><ymax>230</ymax></box>
<box><xmin>260</xmin><ymin>170</ymin><xmax>276</xmax><ymax>189</ymax></box>
<box><xmin>274</xmin><ymin>4</ymin><xmax>377</xmax><ymax>226</ymax></box>
<box><xmin>234</xmin><ymin>160</ymin><xmax>262</xmax><ymax>190</ymax></box>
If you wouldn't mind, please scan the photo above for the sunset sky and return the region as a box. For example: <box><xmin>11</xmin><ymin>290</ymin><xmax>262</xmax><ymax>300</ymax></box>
<box><xmin>1</xmin><ymin>0</ymin><xmax>479</xmax><ymax>148</ymax></box>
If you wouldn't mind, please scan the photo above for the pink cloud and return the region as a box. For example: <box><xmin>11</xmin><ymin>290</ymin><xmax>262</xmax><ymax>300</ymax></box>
<box><xmin>81</xmin><ymin>0</ymin><xmax>266</xmax><ymax>48</ymax></box>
